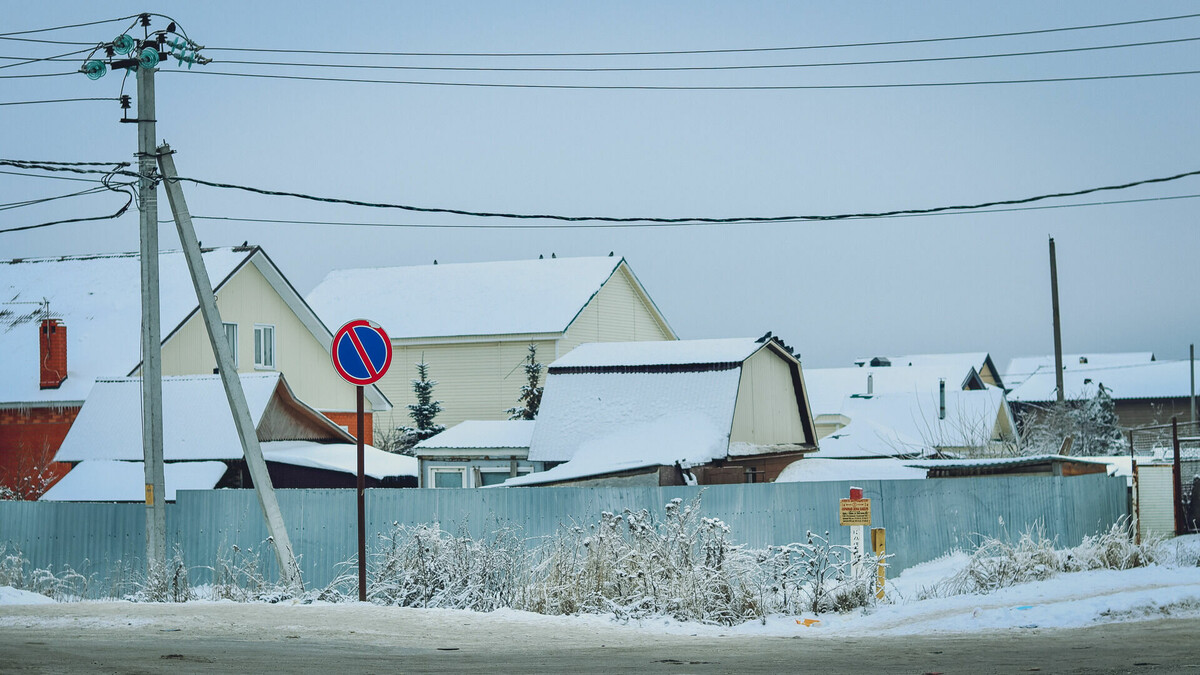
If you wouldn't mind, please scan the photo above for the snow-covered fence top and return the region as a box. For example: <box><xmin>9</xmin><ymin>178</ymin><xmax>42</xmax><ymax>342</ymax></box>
<box><xmin>2</xmin><ymin>474</ymin><xmax>1126</xmax><ymax>588</ymax></box>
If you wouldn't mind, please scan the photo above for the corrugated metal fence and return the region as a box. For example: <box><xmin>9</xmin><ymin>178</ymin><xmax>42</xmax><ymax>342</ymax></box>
<box><xmin>1</xmin><ymin>474</ymin><xmax>1128</xmax><ymax>589</ymax></box>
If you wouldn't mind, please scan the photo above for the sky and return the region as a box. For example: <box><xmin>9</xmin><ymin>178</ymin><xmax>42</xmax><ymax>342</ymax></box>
<box><xmin>3</xmin><ymin>2</ymin><xmax>1199</xmax><ymax>370</ymax></box>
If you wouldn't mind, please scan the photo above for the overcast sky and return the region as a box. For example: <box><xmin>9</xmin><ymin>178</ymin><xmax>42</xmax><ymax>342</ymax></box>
<box><xmin>3</xmin><ymin>2</ymin><xmax>1199</xmax><ymax>370</ymax></box>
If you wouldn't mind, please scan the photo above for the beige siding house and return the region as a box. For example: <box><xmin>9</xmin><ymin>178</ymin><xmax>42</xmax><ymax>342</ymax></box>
<box><xmin>306</xmin><ymin>256</ymin><xmax>676</xmax><ymax>428</ymax></box>
<box><xmin>133</xmin><ymin>246</ymin><xmax>390</xmax><ymax>440</ymax></box>
<box><xmin>509</xmin><ymin>337</ymin><xmax>818</xmax><ymax>487</ymax></box>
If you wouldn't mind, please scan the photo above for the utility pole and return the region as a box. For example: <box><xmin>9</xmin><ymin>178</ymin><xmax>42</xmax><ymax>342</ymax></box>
<box><xmin>133</xmin><ymin>22</ymin><xmax>166</xmax><ymax>579</ymax></box>
<box><xmin>1190</xmin><ymin>343</ymin><xmax>1196</xmax><ymax>425</ymax></box>
<box><xmin>1049</xmin><ymin>237</ymin><xmax>1065</xmax><ymax>403</ymax></box>
<box><xmin>158</xmin><ymin>145</ymin><xmax>304</xmax><ymax>592</ymax></box>
<box><xmin>81</xmin><ymin>16</ymin><xmax>216</xmax><ymax>581</ymax></box>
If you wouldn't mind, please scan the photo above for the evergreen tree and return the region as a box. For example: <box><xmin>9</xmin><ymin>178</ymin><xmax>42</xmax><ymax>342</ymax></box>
<box><xmin>506</xmin><ymin>344</ymin><xmax>544</xmax><ymax>420</ymax></box>
<box><xmin>399</xmin><ymin>359</ymin><xmax>445</xmax><ymax>449</ymax></box>
<box><xmin>1075</xmin><ymin>385</ymin><xmax>1124</xmax><ymax>455</ymax></box>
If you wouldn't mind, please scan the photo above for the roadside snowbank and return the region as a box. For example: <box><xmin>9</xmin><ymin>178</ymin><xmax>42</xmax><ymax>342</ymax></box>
<box><xmin>0</xmin><ymin>586</ymin><xmax>56</xmax><ymax>605</ymax></box>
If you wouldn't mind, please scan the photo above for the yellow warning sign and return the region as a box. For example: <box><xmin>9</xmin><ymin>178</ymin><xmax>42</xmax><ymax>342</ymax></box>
<box><xmin>145</xmin><ymin>483</ymin><xmax>154</xmax><ymax>505</ymax></box>
<box><xmin>839</xmin><ymin>498</ymin><xmax>871</xmax><ymax>526</ymax></box>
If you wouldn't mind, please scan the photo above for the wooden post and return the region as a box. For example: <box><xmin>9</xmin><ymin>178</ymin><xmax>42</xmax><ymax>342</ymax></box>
<box><xmin>871</xmin><ymin>527</ymin><xmax>886</xmax><ymax>600</ymax></box>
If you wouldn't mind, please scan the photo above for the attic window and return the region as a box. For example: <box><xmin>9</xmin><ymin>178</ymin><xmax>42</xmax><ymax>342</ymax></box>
<box><xmin>254</xmin><ymin>324</ymin><xmax>275</xmax><ymax>369</ymax></box>
<box><xmin>870</xmin><ymin>357</ymin><xmax>891</xmax><ymax>367</ymax></box>
<box><xmin>1079</xmin><ymin>356</ymin><xmax>1089</xmax><ymax>364</ymax></box>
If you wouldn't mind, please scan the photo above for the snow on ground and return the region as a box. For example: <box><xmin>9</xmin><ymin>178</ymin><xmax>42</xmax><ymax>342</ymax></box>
<box><xmin>5</xmin><ymin>537</ymin><xmax>1199</xmax><ymax>638</ymax></box>
<box><xmin>0</xmin><ymin>587</ymin><xmax>56</xmax><ymax>605</ymax></box>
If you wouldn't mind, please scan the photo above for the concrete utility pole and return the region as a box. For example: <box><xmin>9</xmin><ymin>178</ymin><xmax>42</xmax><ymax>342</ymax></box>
<box><xmin>1190</xmin><ymin>344</ymin><xmax>1196</xmax><ymax>425</ymax></box>
<box><xmin>1049</xmin><ymin>237</ymin><xmax>1065</xmax><ymax>403</ymax></box>
<box><xmin>136</xmin><ymin>61</ymin><xmax>167</xmax><ymax>575</ymax></box>
<box><xmin>157</xmin><ymin>144</ymin><xmax>304</xmax><ymax>592</ymax></box>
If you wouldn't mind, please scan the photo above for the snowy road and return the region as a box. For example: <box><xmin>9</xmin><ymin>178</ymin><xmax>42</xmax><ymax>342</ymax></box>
<box><xmin>1</xmin><ymin>602</ymin><xmax>1199</xmax><ymax>674</ymax></box>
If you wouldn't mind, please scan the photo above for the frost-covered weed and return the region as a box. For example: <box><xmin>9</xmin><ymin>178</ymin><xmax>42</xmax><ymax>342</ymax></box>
<box><xmin>348</xmin><ymin>521</ymin><xmax>530</xmax><ymax>611</ymax></box>
<box><xmin>922</xmin><ymin>518</ymin><xmax>1163</xmax><ymax>599</ymax></box>
<box><xmin>131</xmin><ymin>546</ymin><xmax>193</xmax><ymax>603</ymax></box>
<box><xmin>206</xmin><ymin>541</ymin><xmax>293</xmax><ymax>603</ymax></box>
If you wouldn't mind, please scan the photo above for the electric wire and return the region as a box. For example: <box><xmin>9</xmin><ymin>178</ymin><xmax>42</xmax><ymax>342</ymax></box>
<box><xmin>204</xmin><ymin>12</ymin><xmax>1200</xmax><ymax>57</ymax></box>
<box><xmin>3</xmin><ymin>159</ymin><xmax>1197</xmax><ymax>226</ymax></box>
<box><xmin>167</xmin><ymin>67</ymin><xmax>1200</xmax><ymax>90</ymax></box>
<box><xmin>0</xmin><ymin>71</ymin><xmax>76</xmax><ymax>79</ymax></box>
<box><xmin>0</xmin><ymin>97</ymin><xmax>118</xmax><ymax>107</ymax></box>
<box><xmin>172</xmin><ymin>193</ymin><xmax>1200</xmax><ymax>230</ymax></box>
<box><xmin>0</xmin><ymin>15</ymin><xmax>139</xmax><ymax>38</ymax></box>
<box><xmin>0</xmin><ymin>186</ymin><xmax>111</xmax><ymax>212</ymax></box>
<box><xmin>0</xmin><ymin>169</ymin><xmax>106</xmax><ymax>183</ymax></box>
<box><xmin>210</xmin><ymin>36</ymin><xmax>1200</xmax><ymax>74</ymax></box>
<box><xmin>0</xmin><ymin>46</ymin><xmax>95</xmax><ymax>70</ymax></box>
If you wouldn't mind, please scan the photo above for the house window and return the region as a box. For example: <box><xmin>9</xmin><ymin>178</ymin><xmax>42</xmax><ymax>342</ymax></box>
<box><xmin>222</xmin><ymin>322</ymin><xmax>238</xmax><ymax>367</ymax></box>
<box><xmin>254</xmin><ymin>324</ymin><xmax>275</xmax><ymax>369</ymax></box>
<box><xmin>744</xmin><ymin>466</ymin><xmax>764</xmax><ymax>484</ymax></box>
<box><xmin>431</xmin><ymin>467</ymin><xmax>466</xmax><ymax>488</ymax></box>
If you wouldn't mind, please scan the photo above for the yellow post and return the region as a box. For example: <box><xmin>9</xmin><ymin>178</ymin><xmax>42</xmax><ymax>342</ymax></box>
<box><xmin>871</xmin><ymin>527</ymin><xmax>886</xmax><ymax>600</ymax></box>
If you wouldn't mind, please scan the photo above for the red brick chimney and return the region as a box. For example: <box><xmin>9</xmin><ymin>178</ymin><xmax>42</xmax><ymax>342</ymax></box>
<box><xmin>39</xmin><ymin>319</ymin><xmax>67</xmax><ymax>389</ymax></box>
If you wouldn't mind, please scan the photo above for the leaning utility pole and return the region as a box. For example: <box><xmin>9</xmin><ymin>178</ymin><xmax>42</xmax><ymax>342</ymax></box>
<box><xmin>1049</xmin><ymin>237</ymin><xmax>1065</xmax><ymax>403</ymax></box>
<box><xmin>158</xmin><ymin>145</ymin><xmax>303</xmax><ymax>591</ymax></box>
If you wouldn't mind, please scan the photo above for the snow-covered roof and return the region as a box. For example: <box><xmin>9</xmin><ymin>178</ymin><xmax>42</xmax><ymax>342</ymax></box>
<box><xmin>812</xmin><ymin>386</ymin><xmax>1012</xmax><ymax>459</ymax></box>
<box><xmin>906</xmin><ymin>454</ymin><xmax>1111</xmax><ymax>470</ymax></box>
<box><xmin>413</xmin><ymin>420</ymin><xmax>535</xmax><ymax>450</ymax></box>
<box><xmin>1004</xmin><ymin>352</ymin><xmax>1156</xmax><ymax>389</ymax></box>
<box><xmin>858</xmin><ymin>352</ymin><xmax>989</xmax><ymax>373</ymax></box>
<box><xmin>1007</xmin><ymin>360</ymin><xmax>1193</xmax><ymax>402</ymax></box>
<box><xmin>813</xmin><ymin>418</ymin><xmax>931</xmax><ymax>459</ymax></box>
<box><xmin>306</xmin><ymin>256</ymin><xmax>637</xmax><ymax>340</ymax></box>
<box><xmin>774</xmin><ymin>457</ymin><xmax>929</xmax><ymax>483</ymax></box>
<box><xmin>527</xmin><ymin>368</ymin><xmax>742</xmax><ymax>465</ymax></box>
<box><xmin>507</xmin><ymin>411</ymin><xmax>729</xmax><ymax>486</ymax></box>
<box><xmin>803</xmin><ymin>365</ymin><xmax>986</xmax><ymax>417</ymax></box>
<box><xmin>40</xmin><ymin>460</ymin><xmax>228</xmax><ymax>502</ymax></box>
<box><xmin>0</xmin><ymin>248</ymin><xmax>250</xmax><ymax>405</ymax></box>
<box><xmin>551</xmin><ymin>337</ymin><xmax>764</xmax><ymax>369</ymax></box>
<box><xmin>54</xmin><ymin>373</ymin><xmax>354</xmax><ymax>462</ymax></box>
<box><xmin>261</xmin><ymin>441</ymin><xmax>417</xmax><ymax>479</ymax></box>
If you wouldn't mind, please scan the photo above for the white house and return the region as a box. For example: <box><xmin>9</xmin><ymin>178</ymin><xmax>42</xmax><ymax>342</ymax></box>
<box><xmin>507</xmin><ymin>337</ymin><xmax>818</xmax><ymax>487</ymax></box>
<box><xmin>412</xmin><ymin>420</ymin><xmax>536</xmax><ymax>488</ymax></box>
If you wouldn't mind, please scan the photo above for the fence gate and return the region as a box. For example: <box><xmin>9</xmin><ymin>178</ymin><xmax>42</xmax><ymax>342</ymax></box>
<box><xmin>1133</xmin><ymin>463</ymin><xmax>1175</xmax><ymax>542</ymax></box>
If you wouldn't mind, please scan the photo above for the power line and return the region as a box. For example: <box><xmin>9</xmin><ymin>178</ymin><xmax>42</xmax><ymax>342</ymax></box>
<box><xmin>210</xmin><ymin>36</ymin><xmax>1200</xmax><ymax>73</ymax></box>
<box><xmin>0</xmin><ymin>71</ymin><xmax>76</xmax><ymax>79</ymax></box>
<box><xmin>0</xmin><ymin>192</ymin><xmax>134</xmax><ymax>233</ymax></box>
<box><xmin>0</xmin><ymin>186</ymin><xmax>110</xmax><ymax>212</ymax></box>
<box><xmin>0</xmin><ymin>46</ymin><xmax>95</xmax><ymax>70</ymax></box>
<box><xmin>4</xmin><ymin>158</ymin><xmax>1197</xmax><ymax>226</ymax></box>
<box><xmin>170</xmin><ymin>193</ymin><xmax>1200</xmax><ymax>230</ymax></box>
<box><xmin>168</xmin><ymin>67</ymin><xmax>1200</xmax><ymax>90</ymax></box>
<box><xmin>0</xmin><ymin>15</ymin><xmax>138</xmax><ymax>38</ymax></box>
<box><xmin>0</xmin><ymin>97</ymin><xmax>117</xmax><ymax>107</ymax></box>
<box><xmin>204</xmin><ymin>12</ymin><xmax>1200</xmax><ymax>57</ymax></box>
<box><xmin>0</xmin><ymin>169</ymin><xmax>107</xmax><ymax>183</ymax></box>
<box><xmin>166</xmin><ymin>168</ymin><xmax>1200</xmax><ymax>224</ymax></box>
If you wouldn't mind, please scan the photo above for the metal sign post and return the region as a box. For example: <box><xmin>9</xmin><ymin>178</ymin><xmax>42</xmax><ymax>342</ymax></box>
<box><xmin>840</xmin><ymin>486</ymin><xmax>871</xmax><ymax>579</ymax></box>
<box><xmin>331</xmin><ymin>319</ymin><xmax>392</xmax><ymax>602</ymax></box>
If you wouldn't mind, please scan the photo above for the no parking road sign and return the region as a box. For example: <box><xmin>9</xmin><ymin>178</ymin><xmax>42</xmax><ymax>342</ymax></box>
<box><xmin>331</xmin><ymin>319</ymin><xmax>392</xmax><ymax>386</ymax></box>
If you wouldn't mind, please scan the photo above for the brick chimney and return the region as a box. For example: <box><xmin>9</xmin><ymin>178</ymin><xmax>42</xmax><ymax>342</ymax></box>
<box><xmin>39</xmin><ymin>319</ymin><xmax>67</xmax><ymax>389</ymax></box>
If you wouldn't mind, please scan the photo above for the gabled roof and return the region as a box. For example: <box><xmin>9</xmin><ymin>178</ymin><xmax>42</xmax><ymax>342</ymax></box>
<box><xmin>413</xmin><ymin>420</ymin><xmax>535</xmax><ymax>450</ymax></box>
<box><xmin>0</xmin><ymin>246</ymin><xmax>388</xmax><ymax>409</ymax></box>
<box><xmin>1004</xmin><ymin>352</ymin><xmax>1157</xmax><ymax>390</ymax></box>
<box><xmin>550</xmin><ymin>337</ymin><xmax>763</xmax><ymax>370</ymax></box>
<box><xmin>306</xmin><ymin>256</ymin><xmax>670</xmax><ymax>340</ymax></box>
<box><xmin>0</xmin><ymin>248</ymin><xmax>247</xmax><ymax>405</ymax></box>
<box><xmin>54</xmin><ymin>373</ymin><xmax>355</xmax><ymax>462</ymax></box>
<box><xmin>525</xmin><ymin>338</ymin><xmax>800</xmax><ymax>473</ymax></box>
<box><xmin>871</xmin><ymin>352</ymin><xmax>1002</xmax><ymax>388</ymax></box>
<box><xmin>1007</xmin><ymin>360</ymin><xmax>1193</xmax><ymax>403</ymax></box>
<box><xmin>803</xmin><ymin>365</ymin><xmax>987</xmax><ymax>416</ymax></box>
<box><xmin>40</xmin><ymin>460</ymin><xmax>228</xmax><ymax>502</ymax></box>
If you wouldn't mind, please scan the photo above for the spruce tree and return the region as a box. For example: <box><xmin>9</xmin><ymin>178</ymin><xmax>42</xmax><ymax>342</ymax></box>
<box><xmin>400</xmin><ymin>359</ymin><xmax>445</xmax><ymax>448</ymax></box>
<box><xmin>506</xmin><ymin>344</ymin><xmax>544</xmax><ymax>420</ymax></box>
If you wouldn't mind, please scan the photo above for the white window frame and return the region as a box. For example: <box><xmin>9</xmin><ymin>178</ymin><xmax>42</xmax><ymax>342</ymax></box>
<box><xmin>222</xmin><ymin>322</ymin><xmax>238</xmax><ymax>368</ymax></box>
<box><xmin>429</xmin><ymin>467</ymin><xmax>466</xmax><ymax>489</ymax></box>
<box><xmin>254</xmin><ymin>323</ymin><xmax>275</xmax><ymax>370</ymax></box>
<box><xmin>475</xmin><ymin>467</ymin><xmax>532</xmax><ymax>488</ymax></box>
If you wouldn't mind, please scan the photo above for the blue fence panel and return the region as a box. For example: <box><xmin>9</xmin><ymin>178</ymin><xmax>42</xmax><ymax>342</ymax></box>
<box><xmin>0</xmin><ymin>474</ymin><xmax>1129</xmax><ymax>590</ymax></box>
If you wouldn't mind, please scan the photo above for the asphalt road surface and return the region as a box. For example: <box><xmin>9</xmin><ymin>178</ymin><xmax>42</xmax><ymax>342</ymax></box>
<box><xmin>1</xmin><ymin>602</ymin><xmax>1198</xmax><ymax>674</ymax></box>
